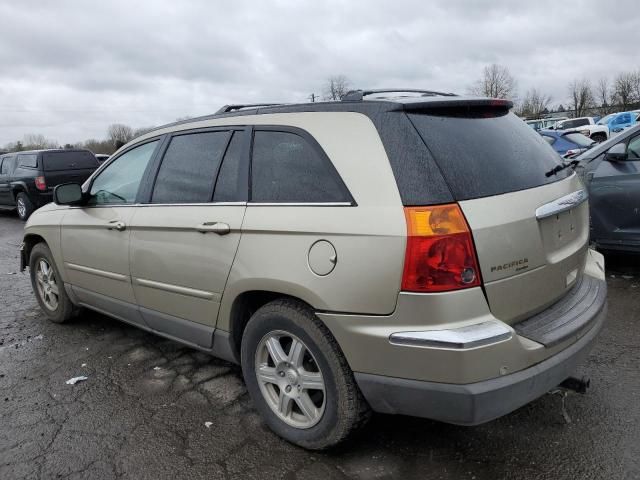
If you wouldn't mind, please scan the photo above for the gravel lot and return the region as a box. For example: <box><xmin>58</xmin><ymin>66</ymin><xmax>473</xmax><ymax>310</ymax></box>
<box><xmin>1</xmin><ymin>210</ymin><xmax>639</xmax><ymax>480</ymax></box>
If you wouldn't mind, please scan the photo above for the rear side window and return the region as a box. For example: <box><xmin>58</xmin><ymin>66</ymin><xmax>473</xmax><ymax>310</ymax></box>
<box><xmin>213</xmin><ymin>132</ymin><xmax>247</xmax><ymax>202</ymax></box>
<box><xmin>1</xmin><ymin>156</ymin><xmax>14</xmax><ymax>174</ymax></box>
<box><xmin>18</xmin><ymin>154</ymin><xmax>38</xmax><ymax>168</ymax></box>
<box><xmin>408</xmin><ymin>111</ymin><xmax>569</xmax><ymax>201</ymax></box>
<box><xmin>152</xmin><ymin>131</ymin><xmax>230</xmax><ymax>204</ymax></box>
<box><xmin>43</xmin><ymin>151</ymin><xmax>99</xmax><ymax>171</ymax></box>
<box><xmin>251</xmin><ymin>130</ymin><xmax>350</xmax><ymax>203</ymax></box>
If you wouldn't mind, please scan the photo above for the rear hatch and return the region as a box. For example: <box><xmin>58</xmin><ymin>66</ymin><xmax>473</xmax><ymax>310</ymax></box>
<box><xmin>407</xmin><ymin>102</ymin><xmax>589</xmax><ymax>323</ymax></box>
<box><xmin>42</xmin><ymin>151</ymin><xmax>100</xmax><ymax>188</ymax></box>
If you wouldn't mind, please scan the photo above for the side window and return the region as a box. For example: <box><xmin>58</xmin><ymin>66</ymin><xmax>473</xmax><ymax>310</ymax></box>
<box><xmin>89</xmin><ymin>140</ymin><xmax>158</xmax><ymax>205</ymax></box>
<box><xmin>17</xmin><ymin>154</ymin><xmax>37</xmax><ymax>168</ymax></box>
<box><xmin>213</xmin><ymin>132</ymin><xmax>246</xmax><ymax>202</ymax></box>
<box><xmin>151</xmin><ymin>131</ymin><xmax>229</xmax><ymax>204</ymax></box>
<box><xmin>251</xmin><ymin>130</ymin><xmax>349</xmax><ymax>203</ymax></box>
<box><xmin>627</xmin><ymin>135</ymin><xmax>640</xmax><ymax>160</ymax></box>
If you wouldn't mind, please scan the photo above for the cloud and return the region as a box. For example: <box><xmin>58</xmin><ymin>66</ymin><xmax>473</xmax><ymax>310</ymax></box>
<box><xmin>0</xmin><ymin>0</ymin><xmax>637</xmax><ymax>144</ymax></box>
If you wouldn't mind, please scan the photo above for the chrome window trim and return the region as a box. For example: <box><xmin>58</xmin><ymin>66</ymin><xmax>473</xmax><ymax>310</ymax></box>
<box><xmin>389</xmin><ymin>321</ymin><xmax>513</xmax><ymax>350</ymax></box>
<box><xmin>67</xmin><ymin>202</ymin><xmax>247</xmax><ymax>209</ymax></box>
<box><xmin>248</xmin><ymin>202</ymin><xmax>354</xmax><ymax>207</ymax></box>
<box><xmin>535</xmin><ymin>189</ymin><xmax>588</xmax><ymax>220</ymax></box>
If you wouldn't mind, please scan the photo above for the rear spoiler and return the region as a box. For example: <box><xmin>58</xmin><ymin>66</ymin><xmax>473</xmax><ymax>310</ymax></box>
<box><xmin>401</xmin><ymin>98</ymin><xmax>513</xmax><ymax>111</ymax></box>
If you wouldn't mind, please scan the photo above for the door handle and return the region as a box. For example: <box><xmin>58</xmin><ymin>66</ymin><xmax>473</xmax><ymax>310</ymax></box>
<box><xmin>107</xmin><ymin>220</ymin><xmax>126</xmax><ymax>232</ymax></box>
<box><xmin>196</xmin><ymin>222</ymin><xmax>231</xmax><ymax>235</ymax></box>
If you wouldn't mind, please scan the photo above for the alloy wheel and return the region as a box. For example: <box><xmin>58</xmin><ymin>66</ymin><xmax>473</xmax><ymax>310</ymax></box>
<box><xmin>255</xmin><ymin>330</ymin><xmax>326</xmax><ymax>429</ymax></box>
<box><xmin>35</xmin><ymin>259</ymin><xmax>59</xmax><ymax>311</ymax></box>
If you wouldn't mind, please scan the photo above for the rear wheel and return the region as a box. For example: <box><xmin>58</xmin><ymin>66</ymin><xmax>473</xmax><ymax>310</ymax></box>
<box><xmin>241</xmin><ymin>299</ymin><xmax>370</xmax><ymax>450</ymax></box>
<box><xmin>16</xmin><ymin>192</ymin><xmax>34</xmax><ymax>221</ymax></box>
<box><xmin>29</xmin><ymin>243</ymin><xmax>76</xmax><ymax>323</ymax></box>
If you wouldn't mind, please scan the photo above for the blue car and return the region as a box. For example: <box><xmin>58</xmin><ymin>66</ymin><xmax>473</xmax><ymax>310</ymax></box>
<box><xmin>597</xmin><ymin>111</ymin><xmax>640</xmax><ymax>135</ymax></box>
<box><xmin>539</xmin><ymin>130</ymin><xmax>596</xmax><ymax>158</ymax></box>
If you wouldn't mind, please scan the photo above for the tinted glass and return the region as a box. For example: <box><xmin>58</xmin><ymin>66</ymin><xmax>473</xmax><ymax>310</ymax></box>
<box><xmin>251</xmin><ymin>131</ymin><xmax>348</xmax><ymax>203</ymax></box>
<box><xmin>1</xmin><ymin>157</ymin><xmax>12</xmax><ymax>174</ymax></box>
<box><xmin>43</xmin><ymin>151</ymin><xmax>99</xmax><ymax>171</ymax></box>
<box><xmin>559</xmin><ymin>119</ymin><xmax>589</xmax><ymax>129</ymax></box>
<box><xmin>628</xmin><ymin>135</ymin><xmax>640</xmax><ymax>159</ymax></box>
<box><xmin>18</xmin><ymin>154</ymin><xmax>37</xmax><ymax>168</ymax></box>
<box><xmin>89</xmin><ymin>140</ymin><xmax>158</xmax><ymax>205</ymax></box>
<box><xmin>408</xmin><ymin>111</ymin><xmax>570</xmax><ymax>201</ymax></box>
<box><xmin>213</xmin><ymin>132</ymin><xmax>245</xmax><ymax>202</ymax></box>
<box><xmin>152</xmin><ymin>131</ymin><xmax>229</xmax><ymax>204</ymax></box>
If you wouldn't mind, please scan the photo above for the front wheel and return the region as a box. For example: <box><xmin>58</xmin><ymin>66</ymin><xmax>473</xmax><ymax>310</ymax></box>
<box><xmin>241</xmin><ymin>299</ymin><xmax>370</xmax><ymax>450</ymax></box>
<box><xmin>29</xmin><ymin>243</ymin><xmax>76</xmax><ymax>323</ymax></box>
<box><xmin>591</xmin><ymin>133</ymin><xmax>607</xmax><ymax>143</ymax></box>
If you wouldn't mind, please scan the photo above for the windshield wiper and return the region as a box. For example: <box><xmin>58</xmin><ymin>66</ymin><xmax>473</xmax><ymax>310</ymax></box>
<box><xmin>545</xmin><ymin>160</ymin><xmax>580</xmax><ymax>177</ymax></box>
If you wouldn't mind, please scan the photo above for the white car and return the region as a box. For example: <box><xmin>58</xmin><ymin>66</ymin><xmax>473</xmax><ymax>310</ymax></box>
<box><xmin>554</xmin><ymin>117</ymin><xmax>609</xmax><ymax>142</ymax></box>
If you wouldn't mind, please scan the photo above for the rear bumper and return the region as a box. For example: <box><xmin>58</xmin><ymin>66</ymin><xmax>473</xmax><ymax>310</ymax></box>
<box><xmin>355</xmin><ymin>301</ymin><xmax>606</xmax><ymax>425</ymax></box>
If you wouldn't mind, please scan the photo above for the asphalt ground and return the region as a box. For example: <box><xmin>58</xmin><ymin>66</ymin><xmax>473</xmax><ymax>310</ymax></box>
<box><xmin>1</xmin><ymin>210</ymin><xmax>639</xmax><ymax>479</ymax></box>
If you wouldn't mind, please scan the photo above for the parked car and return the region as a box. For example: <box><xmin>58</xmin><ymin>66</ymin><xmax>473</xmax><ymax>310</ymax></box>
<box><xmin>0</xmin><ymin>149</ymin><xmax>99</xmax><ymax>220</ymax></box>
<box><xmin>20</xmin><ymin>90</ymin><xmax>607</xmax><ymax>449</ymax></box>
<box><xmin>95</xmin><ymin>154</ymin><xmax>110</xmax><ymax>163</ymax></box>
<box><xmin>526</xmin><ymin>117</ymin><xmax>567</xmax><ymax>131</ymax></box>
<box><xmin>574</xmin><ymin>123</ymin><xmax>640</xmax><ymax>253</ymax></box>
<box><xmin>539</xmin><ymin>129</ymin><xmax>596</xmax><ymax>158</ymax></box>
<box><xmin>554</xmin><ymin>117</ymin><xmax>609</xmax><ymax>142</ymax></box>
<box><xmin>596</xmin><ymin>111</ymin><xmax>640</xmax><ymax>136</ymax></box>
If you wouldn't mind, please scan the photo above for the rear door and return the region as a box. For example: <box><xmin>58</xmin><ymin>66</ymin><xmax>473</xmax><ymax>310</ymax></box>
<box><xmin>408</xmin><ymin>107</ymin><xmax>589</xmax><ymax>323</ymax></box>
<box><xmin>128</xmin><ymin>128</ymin><xmax>248</xmax><ymax>346</ymax></box>
<box><xmin>589</xmin><ymin>132</ymin><xmax>640</xmax><ymax>249</ymax></box>
<box><xmin>42</xmin><ymin>150</ymin><xmax>100</xmax><ymax>188</ymax></box>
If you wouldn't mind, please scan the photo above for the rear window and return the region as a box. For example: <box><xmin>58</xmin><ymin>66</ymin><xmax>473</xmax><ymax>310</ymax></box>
<box><xmin>407</xmin><ymin>111</ymin><xmax>570</xmax><ymax>201</ymax></box>
<box><xmin>43</xmin><ymin>151</ymin><xmax>98</xmax><ymax>171</ymax></box>
<box><xmin>563</xmin><ymin>132</ymin><xmax>595</xmax><ymax>148</ymax></box>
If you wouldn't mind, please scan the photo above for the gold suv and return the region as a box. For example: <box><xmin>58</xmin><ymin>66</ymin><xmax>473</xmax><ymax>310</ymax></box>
<box><xmin>21</xmin><ymin>90</ymin><xmax>607</xmax><ymax>449</ymax></box>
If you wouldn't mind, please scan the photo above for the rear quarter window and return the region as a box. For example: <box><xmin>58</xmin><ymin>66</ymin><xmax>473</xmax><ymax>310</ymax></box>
<box><xmin>18</xmin><ymin>154</ymin><xmax>38</xmax><ymax>168</ymax></box>
<box><xmin>43</xmin><ymin>151</ymin><xmax>99</xmax><ymax>171</ymax></box>
<box><xmin>408</xmin><ymin>111</ymin><xmax>570</xmax><ymax>201</ymax></box>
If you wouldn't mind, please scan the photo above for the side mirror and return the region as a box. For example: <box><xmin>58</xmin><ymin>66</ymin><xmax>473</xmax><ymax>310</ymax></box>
<box><xmin>53</xmin><ymin>183</ymin><xmax>84</xmax><ymax>205</ymax></box>
<box><xmin>604</xmin><ymin>142</ymin><xmax>628</xmax><ymax>162</ymax></box>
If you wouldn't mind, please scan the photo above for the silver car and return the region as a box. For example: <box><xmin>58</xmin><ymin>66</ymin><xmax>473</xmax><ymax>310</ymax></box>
<box><xmin>21</xmin><ymin>89</ymin><xmax>607</xmax><ymax>449</ymax></box>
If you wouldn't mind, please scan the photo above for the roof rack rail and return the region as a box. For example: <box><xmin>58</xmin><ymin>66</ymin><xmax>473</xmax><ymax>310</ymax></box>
<box><xmin>341</xmin><ymin>89</ymin><xmax>457</xmax><ymax>102</ymax></box>
<box><xmin>215</xmin><ymin>103</ymin><xmax>282</xmax><ymax>114</ymax></box>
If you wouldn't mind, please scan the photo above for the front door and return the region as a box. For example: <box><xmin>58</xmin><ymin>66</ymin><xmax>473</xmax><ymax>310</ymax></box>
<box><xmin>129</xmin><ymin>129</ymin><xmax>248</xmax><ymax>345</ymax></box>
<box><xmin>61</xmin><ymin>139</ymin><xmax>162</xmax><ymax>321</ymax></box>
<box><xmin>0</xmin><ymin>156</ymin><xmax>15</xmax><ymax>206</ymax></box>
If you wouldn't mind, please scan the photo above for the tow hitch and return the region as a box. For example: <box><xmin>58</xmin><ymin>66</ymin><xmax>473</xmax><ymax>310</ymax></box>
<box><xmin>559</xmin><ymin>376</ymin><xmax>590</xmax><ymax>394</ymax></box>
<box><xmin>551</xmin><ymin>376</ymin><xmax>591</xmax><ymax>424</ymax></box>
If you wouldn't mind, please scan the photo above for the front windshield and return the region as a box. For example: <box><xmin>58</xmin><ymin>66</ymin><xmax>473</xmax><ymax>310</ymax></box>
<box><xmin>597</xmin><ymin>114</ymin><xmax>614</xmax><ymax>125</ymax></box>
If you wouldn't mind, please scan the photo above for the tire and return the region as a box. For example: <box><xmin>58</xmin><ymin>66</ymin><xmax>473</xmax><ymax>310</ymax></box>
<box><xmin>591</xmin><ymin>133</ymin><xmax>607</xmax><ymax>143</ymax></box>
<box><xmin>241</xmin><ymin>299</ymin><xmax>370</xmax><ymax>450</ymax></box>
<box><xmin>16</xmin><ymin>192</ymin><xmax>34</xmax><ymax>221</ymax></box>
<box><xmin>29</xmin><ymin>243</ymin><xmax>76</xmax><ymax>323</ymax></box>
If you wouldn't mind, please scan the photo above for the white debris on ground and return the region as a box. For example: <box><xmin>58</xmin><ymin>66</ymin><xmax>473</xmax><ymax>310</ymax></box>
<box><xmin>81</xmin><ymin>363</ymin><xmax>87</xmax><ymax>367</ymax></box>
<box><xmin>621</xmin><ymin>275</ymin><xmax>633</xmax><ymax>279</ymax></box>
<box><xmin>153</xmin><ymin>366</ymin><xmax>162</xmax><ymax>371</ymax></box>
<box><xmin>204</xmin><ymin>422</ymin><xmax>213</xmax><ymax>428</ymax></box>
<box><xmin>65</xmin><ymin>376</ymin><xmax>89</xmax><ymax>385</ymax></box>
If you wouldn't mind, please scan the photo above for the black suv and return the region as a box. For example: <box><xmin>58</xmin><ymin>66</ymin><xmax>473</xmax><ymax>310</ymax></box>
<box><xmin>0</xmin><ymin>149</ymin><xmax>99</xmax><ymax>220</ymax></box>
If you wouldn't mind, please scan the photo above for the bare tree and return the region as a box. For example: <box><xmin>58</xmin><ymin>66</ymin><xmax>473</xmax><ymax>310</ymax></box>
<box><xmin>596</xmin><ymin>77</ymin><xmax>614</xmax><ymax>114</ymax></box>
<box><xmin>568</xmin><ymin>79</ymin><xmax>594</xmax><ymax>117</ymax></box>
<box><xmin>518</xmin><ymin>88</ymin><xmax>552</xmax><ymax>118</ymax></box>
<box><xmin>22</xmin><ymin>134</ymin><xmax>58</xmax><ymax>150</ymax></box>
<box><xmin>322</xmin><ymin>75</ymin><xmax>351</xmax><ymax>101</ymax></box>
<box><xmin>612</xmin><ymin>72</ymin><xmax>637</xmax><ymax>110</ymax></box>
<box><xmin>469</xmin><ymin>64</ymin><xmax>517</xmax><ymax>100</ymax></box>
<box><xmin>107</xmin><ymin>124</ymin><xmax>134</xmax><ymax>148</ymax></box>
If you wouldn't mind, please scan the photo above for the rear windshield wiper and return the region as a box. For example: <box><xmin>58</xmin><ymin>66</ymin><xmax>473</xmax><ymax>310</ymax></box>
<box><xmin>545</xmin><ymin>160</ymin><xmax>580</xmax><ymax>177</ymax></box>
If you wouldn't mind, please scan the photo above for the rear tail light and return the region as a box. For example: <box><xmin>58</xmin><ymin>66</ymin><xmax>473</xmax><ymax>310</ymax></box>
<box><xmin>34</xmin><ymin>176</ymin><xmax>46</xmax><ymax>191</ymax></box>
<box><xmin>402</xmin><ymin>204</ymin><xmax>481</xmax><ymax>292</ymax></box>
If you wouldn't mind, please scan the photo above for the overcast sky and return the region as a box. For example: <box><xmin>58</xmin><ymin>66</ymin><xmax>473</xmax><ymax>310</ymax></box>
<box><xmin>0</xmin><ymin>0</ymin><xmax>637</xmax><ymax>146</ymax></box>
